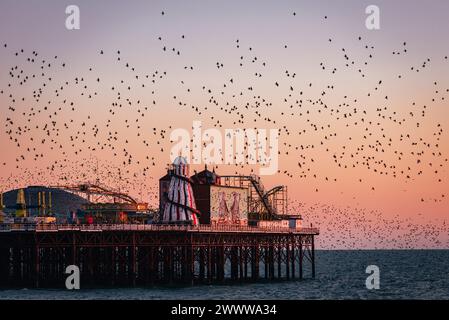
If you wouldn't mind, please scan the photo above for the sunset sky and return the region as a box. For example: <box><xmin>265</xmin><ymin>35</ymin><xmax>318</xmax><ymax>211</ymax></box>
<box><xmin>1</xmin><ymin>0</ymin><xmax>448</xmax><ymax>248</ymax></box>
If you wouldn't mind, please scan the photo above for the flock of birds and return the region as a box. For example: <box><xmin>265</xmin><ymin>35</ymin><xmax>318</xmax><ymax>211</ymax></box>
<box><xmin>1</xmin><ymin>10</ymin><xmax>448</xmax><ymax>248</ymax></box>
<box><xmin>292</xmin><ymin>200</ymin><xmax>448</xmax><ymax>249</ymax></box>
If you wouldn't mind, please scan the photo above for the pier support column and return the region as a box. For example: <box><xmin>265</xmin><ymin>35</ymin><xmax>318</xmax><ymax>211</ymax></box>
<box><xmin>277</xmin><ymin>245</ymin><xmax>282</xmax><ymax>279</ymax></box>
<box><xmin>251</xmin><ymin>246</ymin><xmax>259</xmax><ymax>281</ymax></box>
<box><xmin>231</xmin><ymin>247</ymin><xmax>238</xmax><ymax>281</ymax></box>
<box><xmin>130</xmin><ymin>234</ymin><xmax>136</xmax><ymax>286</ymax></box>
<box><xmin>182</xmin><ymin>245</ymin><xmax>194</xmax><ymax>285</ymax></box>
<box><xmin>217</xmin><ymin>246</ymin><xmax>225</xmax><ymax>282</ymax></box>
<box><xmin>154</xmin><ymin>246</ymin><xmax>161</xmax><ymax>284</ymax></box>
<box><xmin>148</xmin><ymin>247</ymin><xmax>155</xmax><ymax>285</ymax></box>
<box><xmin>71</xmin><ymin>233</ymin><xmax>77</xmax><ymax>266</ymax></box>
<box><xmin>88</xmin><ymin>247</ymin><xmax>94</xmax><ymax>285</ymax></box>
<box><xmin>311</xmin><ymin>236</ymin><xmax>316</xmax><ymax>279</ymax></box>
<box><xmin>244</xmin><ymin>246</ymin><xmax>248</xmax><ymax>279</ymax></box>
<box><xmin>199</xmin><ymin>247</ymin><xmax>205</xmax><ymax>282</ymax></box>
<box><xmin>161</xmin><ymin>247</ymin><xmax>170</xmax><ymax>281</ymax></box>
<box><xmin>238</xmin><ymin>246</ymin><xmax>244</xmax><ymax>281</ymax></box>
<box><xmin>138</xmin><ymin>247</ymin><xmax>148</xmax><ymax>286</ymax></box>
<box><xmin>111</xmin><ymin>246</ymin><xmax>116</xmax><ymax>285</ymax></box>
<box><xmin>189</xmin><ymin>245</ymin><xmax>195</xmax><ymax>284</ymax></box>
<box><xmin>263</xmin><ymin>246</ymin><xmax>269</xmax><ymax>279</ymax></box>
<box><xmin>207</xmin><ymin>245</ymin><xmax>212</xmax><ymax>284</ymax></box>
<box><xmin>12</xmin><ymin>247</ymin><xmax>21</xmax><ymax>285</ymax></box>
<box><xmin>117</xmin><ymin>247</ymin><xmax>125</xmax><ymax>285</ymax></box>
<box><xmin>269</xmin><ymin>245</ymin><xmax>274</xmax><ymax>280</ymax></box>
<box><xmin>291</xmin><ymin>242</ymin><xmax>296</xmax><ymax>279</ymax></box>
<box><xmin>165</xmin><ymin>247</ymin><xmax>173</xmax><ymax>284</ymax></box>
<box><xmin>0</xmin><ymin>247</ymin><xmax>10</xmax><ymax>286</ymax></box>
<box><xmin>299</xmin><ymin>238</ymin><xmax>303</xmax><ymax>280</ymax></box>
<box><xmin>34</xmin><ymin>245</ymin><xmax>40</xmax><ymax>288</ymax></box>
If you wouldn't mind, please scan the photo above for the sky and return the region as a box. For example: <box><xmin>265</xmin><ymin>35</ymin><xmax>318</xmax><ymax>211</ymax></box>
<box><xmin>1</xmin><ymin>0</ymin><xmax>448</xmax><ymax>248</ymax></box>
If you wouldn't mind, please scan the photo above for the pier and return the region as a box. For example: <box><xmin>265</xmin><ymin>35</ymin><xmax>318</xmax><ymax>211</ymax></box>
<box><xmin>0</xmin><ymin>224</ymin><xmax>318</xmax><ymax>288</ymax></box>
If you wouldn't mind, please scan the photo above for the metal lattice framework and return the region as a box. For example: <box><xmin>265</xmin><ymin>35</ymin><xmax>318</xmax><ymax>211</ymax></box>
<box><xmin>49</xmin><ymin>183</ymin><xmax>139</xmax><ymax>204</ymax></box>
<box><xmin>0</xmin><ymin>228</ymin><xmax>317</xmax><ymax>287</ymax></box>
<box><xmin>221</xmin><ymin>175</ymin><xmax>288</xmax><ymax>220</ymax></box>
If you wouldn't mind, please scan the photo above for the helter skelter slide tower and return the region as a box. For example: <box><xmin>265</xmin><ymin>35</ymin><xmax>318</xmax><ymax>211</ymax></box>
<box><xmin>161</xmin><ymin>156</ymin><xmax>200</xmax><ymax>225</ymax></box>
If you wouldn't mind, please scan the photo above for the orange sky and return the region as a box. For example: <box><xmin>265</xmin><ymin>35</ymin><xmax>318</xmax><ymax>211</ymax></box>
<box><xmin>1</xmin><ymin>0</ymin><xmax>448</xmax><ymax>248</ymax></box>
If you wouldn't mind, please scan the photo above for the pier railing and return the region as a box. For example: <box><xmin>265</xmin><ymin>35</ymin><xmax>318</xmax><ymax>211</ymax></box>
<box><xmin>0</xmin><ymin>223</ymin><xmax>319</xmax><ymax>234</ymax></box>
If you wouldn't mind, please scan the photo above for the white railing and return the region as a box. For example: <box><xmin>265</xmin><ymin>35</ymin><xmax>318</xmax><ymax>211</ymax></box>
<box><xmin>0</xmin><ymin>223</ymin><xmax>319</xmax><ymax>234</ymax></box>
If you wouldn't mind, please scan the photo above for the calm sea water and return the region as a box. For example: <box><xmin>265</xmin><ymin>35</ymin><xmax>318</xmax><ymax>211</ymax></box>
<box><xmin>1</xmin><ymin>250</ymin><xmax>448</xmax><ymax>299</ymax></box>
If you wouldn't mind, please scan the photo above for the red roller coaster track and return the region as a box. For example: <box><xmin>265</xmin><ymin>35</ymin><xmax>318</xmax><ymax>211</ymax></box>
<box><xmin>49</xmin><ymin>183</ymin><xmax>139</xmax><ymax>204</ymax></box>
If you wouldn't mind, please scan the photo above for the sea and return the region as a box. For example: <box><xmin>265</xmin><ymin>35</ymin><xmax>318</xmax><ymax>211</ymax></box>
<box><xmin>0</xmin><ymin>250</ymin><xmax>448</xmax><ymax>300</ymax></box>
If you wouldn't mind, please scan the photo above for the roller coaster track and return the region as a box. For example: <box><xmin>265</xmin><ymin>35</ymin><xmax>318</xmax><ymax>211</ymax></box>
<box><xmin>263</xmin><ymin>186</ymin><xmax>284</xmax><ymax>199</ymax></box>
<box><xmin>48</xmin><ymin>183</ymin><xmax>138</xmax><ymax>204</ymax></box>
<box><xmin>221</xmin><ymin>175</ymin><xmax>282</xmax><ymax>220</ymax></box>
